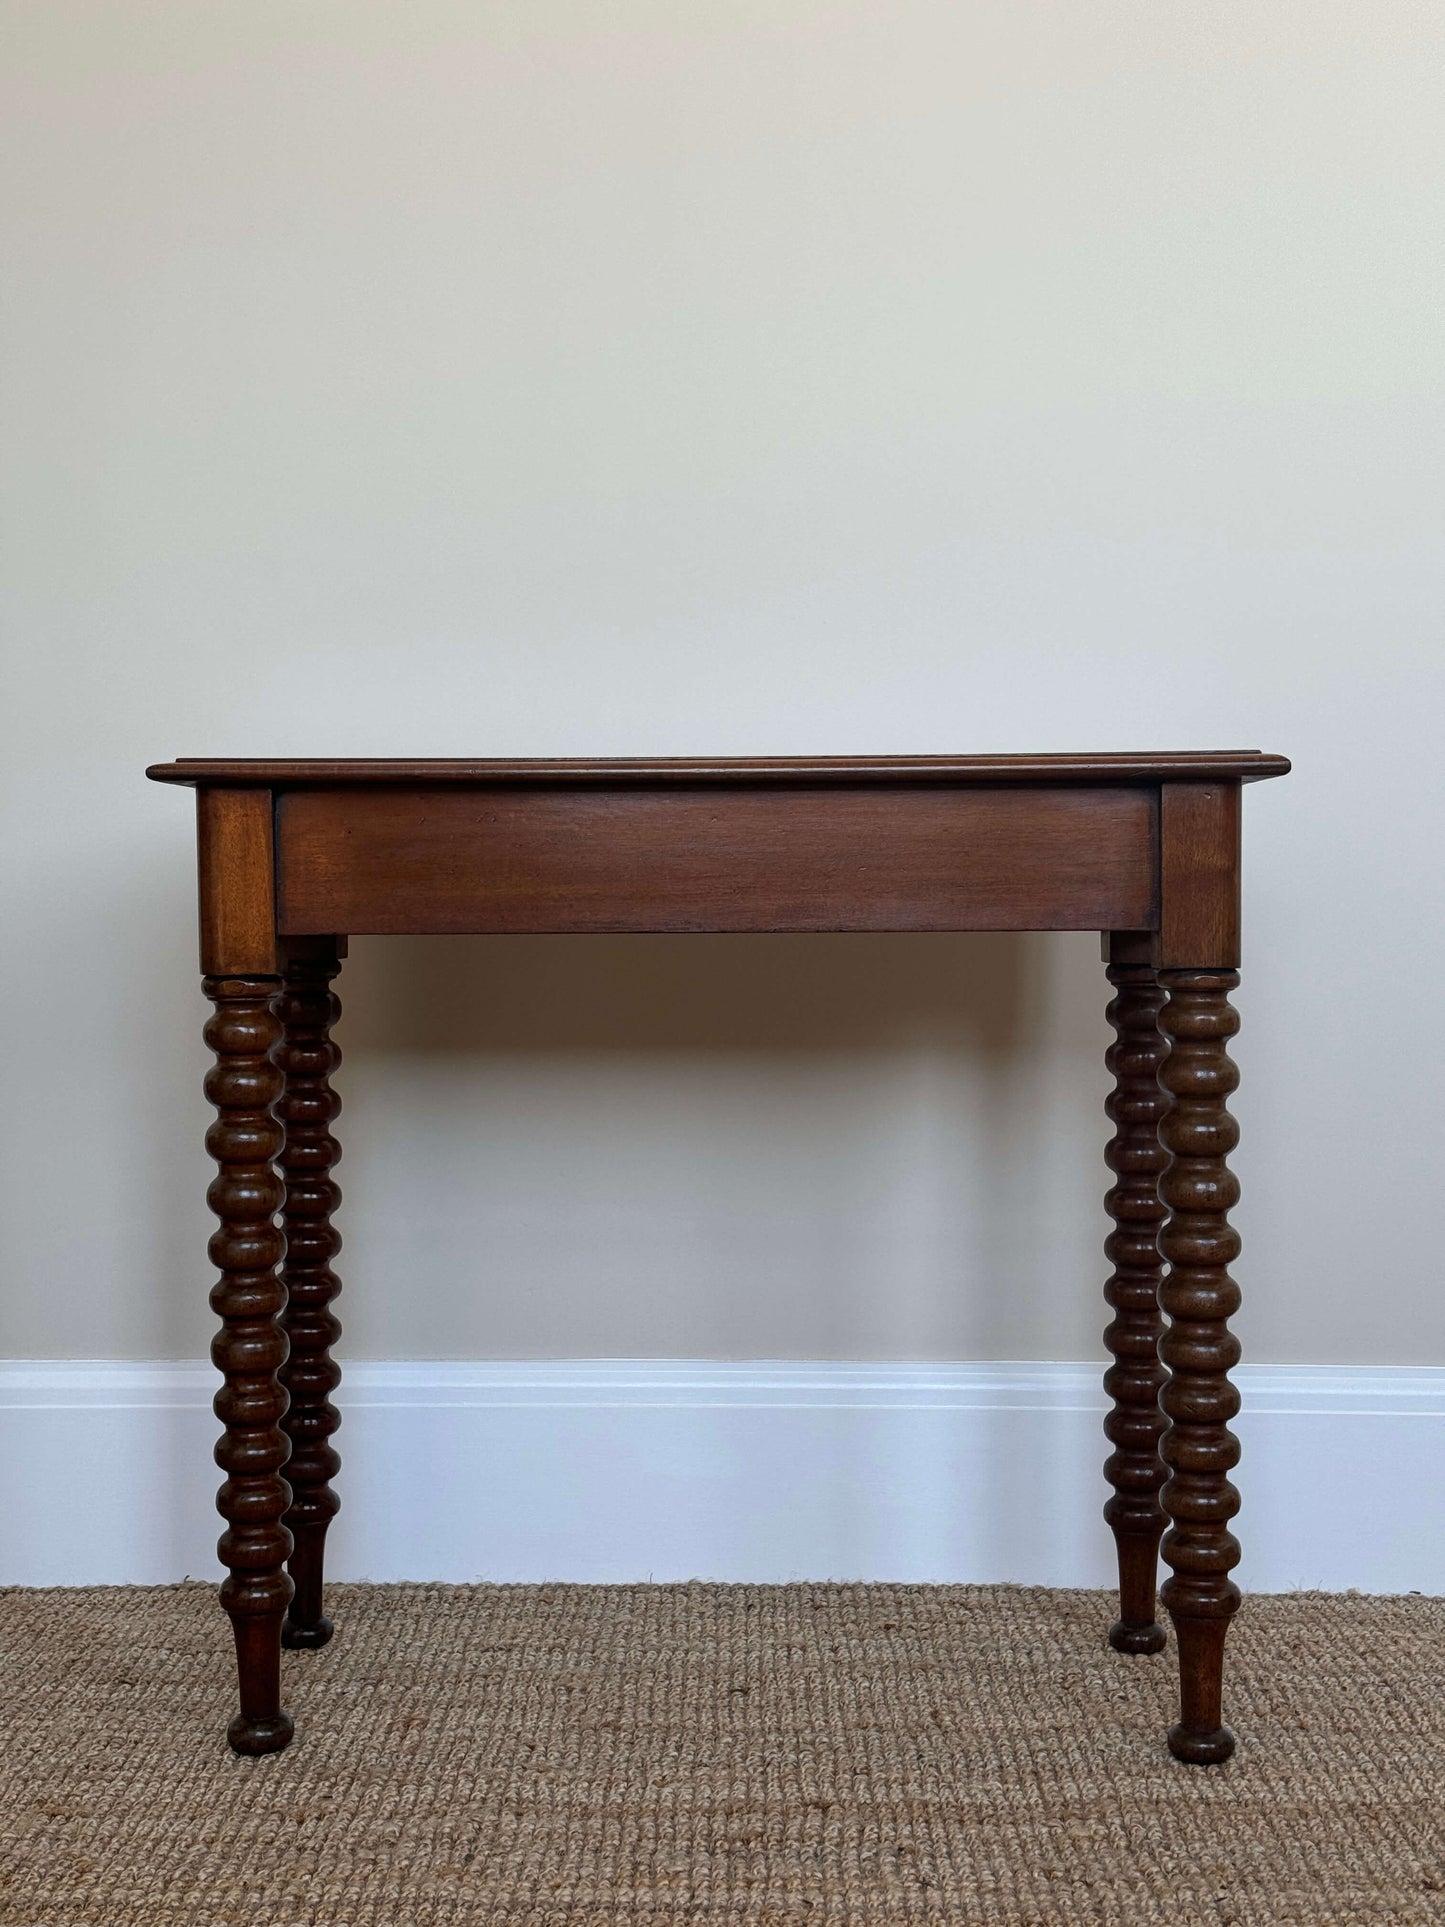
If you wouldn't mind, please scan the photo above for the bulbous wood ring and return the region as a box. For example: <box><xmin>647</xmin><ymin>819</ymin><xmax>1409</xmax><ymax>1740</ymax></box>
<box><xmin>203</xmin><ymin>975</ymin><xmax>294</xmax><ymax>1753</ymax></box>
<box><xmin>1158</xmin><ymin>968</ymin><xmax>1244</xmax><ymax>1764</ymax></box>
<box><xmin>1102</xmin><ymin>963</ymin><xmax>1169</xmax><ymax>1655</ymax></box>
<box><xmin>274</xmin><ymin>952</ymin><xmax>345</xmax><ymax>1649</ymax></box>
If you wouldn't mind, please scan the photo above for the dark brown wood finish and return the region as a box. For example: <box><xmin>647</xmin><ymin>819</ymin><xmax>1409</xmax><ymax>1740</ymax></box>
<box><xmin>275</xmin><ymin>785</ymin><xmax>1157</xmax><ymax>936</ymax></box>
<box><xmin>1101</xmin><ymin>951</ymin><xmax>1169</xmax><ymax>1655</ymax></box>
<box><xmin>150</xmin><ymin>752</ymin><xmax>1288</xmax><ymax>1759</ymax></box>
<box><xmin>197</xmin><ymin>788</ymin><xmax>278</xmax><ymax>976</ymax></box>
<box><xmin>1157</xmin><ymin>968</ymin><xmax>1245</xmax><ymax>1764</ymax></box>
<box><xmin>1158</xmin><ymin>783</ymin><xmax>1241</xmax><ymax>970</ymax></box>
<box><xmin>275</xmin><ymin>939</ymin><xmax>346</xmax><ymax>1651</ymax></box>
<box><xmin>202</xmin><ymin>974</ymin><xmax>294</xmax><ymax>1755</ymax></box>
<box><xmin>151</xmin><ymin>752</ymin><xmax>1290</xmax><ymax>788</ymax></box>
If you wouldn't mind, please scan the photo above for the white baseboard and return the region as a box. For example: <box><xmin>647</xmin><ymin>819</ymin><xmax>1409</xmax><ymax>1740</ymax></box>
<box><xmin>2</xmin><ymin>1359</ymin><xmax>1441</xmax><ymax>1593</ymax></box>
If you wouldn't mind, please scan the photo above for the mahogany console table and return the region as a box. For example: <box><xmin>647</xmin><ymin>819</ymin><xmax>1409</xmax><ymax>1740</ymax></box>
<box><xmin>147</xmin><ymin>752</ymin><xmax>1289</xmax><ymax>1764</ymax></box>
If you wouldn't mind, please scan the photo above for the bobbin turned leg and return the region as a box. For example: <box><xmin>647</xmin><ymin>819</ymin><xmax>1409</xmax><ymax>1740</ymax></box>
<box><xmin>276</xmin><ymin>941</ymin><xmax>345</xmax><ymax>1650</ymax></box>
<box><xmin>1101</xmin><ymin>950</ymin><xmax>1169</xmax><ymax>1654</ymax></box>
<box><xmin>203</xmin><ymin>975</ymin><xmax>294</xmax><ymax>1755</ymax></box>
<box><xmin>1157</xmin><ymin>968</ymin><xmax>1243</xmax><ymax>1765</ymax></box>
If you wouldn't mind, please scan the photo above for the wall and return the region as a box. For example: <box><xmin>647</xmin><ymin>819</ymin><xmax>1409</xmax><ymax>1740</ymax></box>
<box><xmin>2</xmin><ymin>2</ymin><xmax>1443</xmax><ymax>1382</ymax></box>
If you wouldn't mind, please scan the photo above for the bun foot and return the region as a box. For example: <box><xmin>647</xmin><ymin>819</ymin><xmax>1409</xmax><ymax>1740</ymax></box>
<box><xmin>1109</xmin><ymin>1617</ymin><xmax>1167</xmax><ymax>1656</ymax></box>
<box><xmin>282</xmin><ymin>1614</ymin><xmax>334</xmax><ymax>1651</ymax></box>
<box><xmin>227</xmin><ymin>1708</ymin><xmax>295</xmax><ymax>1756</ymax></box>
<box><xmin>1167</xmin><ymin>1721</ymin><xmax>1235</xmax><ymax>1766</ymax></box>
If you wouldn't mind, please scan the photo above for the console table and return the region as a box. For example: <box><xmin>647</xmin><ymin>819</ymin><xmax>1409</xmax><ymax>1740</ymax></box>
<box><xmin>147</xmin><ymin>752</ymin><xmax>1289</xmax><ymax>1764</ymax></box>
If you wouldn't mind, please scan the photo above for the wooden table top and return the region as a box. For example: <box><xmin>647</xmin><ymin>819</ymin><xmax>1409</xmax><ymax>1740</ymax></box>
<box><xmin>147</xmin><ymin>752</ymin><xmax>1291</xmax><ymax>788</ymax></box>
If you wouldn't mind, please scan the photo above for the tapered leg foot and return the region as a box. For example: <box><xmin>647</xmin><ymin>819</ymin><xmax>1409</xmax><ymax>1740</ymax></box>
<box><xmin>1109</xmin><ymin>1534</ymin><xmax>1168</xmax><ymax>1654</ymax></box>
<box><xmin>275</xmin><ymin>946</ymin><xmax>345</xmax><ymax>1652</ymax></box>
<box><xmin>1167</xmin><ymin>1616</ymin><xmax>1234</xmax><ymax>1763</ymax></box>
<box><xmin>227</xmin><ymin>1610</ymin><xmax>295</xmax><ymax>1753</ymax></box>
<box><xmin>1158</xmin><ymin>968</ymin><xmax>1244</xmax><ymax>1766</ymax></box>
<box><xmin>282</xmin><ymin>1522</ymin><xmax>335</xmax><ymax>1649</ymax></box>
<box><xmin>1101</xmin><ymin>958</ymin><xmax>1170</xmax><ymax>1659</ymax></box>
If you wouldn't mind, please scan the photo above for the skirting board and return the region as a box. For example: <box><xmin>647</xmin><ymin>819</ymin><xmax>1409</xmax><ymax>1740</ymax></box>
<box><xmin>2</xmin><ymin>1360</ymin><xmax>1441</xmax><ymax>1593</ymax></box>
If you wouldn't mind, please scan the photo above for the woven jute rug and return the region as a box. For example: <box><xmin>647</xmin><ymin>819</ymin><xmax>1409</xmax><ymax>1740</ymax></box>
<box><xmin>0</xmin><ymin>1583</ymin><xmax>1439</xmax><ymax>1926</ymax></box>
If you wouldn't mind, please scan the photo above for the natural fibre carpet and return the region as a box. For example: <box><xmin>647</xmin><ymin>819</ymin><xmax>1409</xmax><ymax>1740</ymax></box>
<box><xmin>0</xmin><ymin>1585</ymin><xmax>1440</xmax><ymax>1927</ymax></box>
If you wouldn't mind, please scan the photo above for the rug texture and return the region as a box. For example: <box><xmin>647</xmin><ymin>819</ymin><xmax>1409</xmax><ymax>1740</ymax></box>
<box><xmin>0</xmin><ymin>1583</ymin><xmax>1439</xmax><ymax>1926</ymax></box>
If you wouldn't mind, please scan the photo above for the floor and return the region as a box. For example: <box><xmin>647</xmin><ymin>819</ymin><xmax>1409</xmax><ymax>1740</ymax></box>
<box><xmin>0</xmin><ymin>1582</ymin><xmax>1439</xmax><ymax>1925</ymax></box>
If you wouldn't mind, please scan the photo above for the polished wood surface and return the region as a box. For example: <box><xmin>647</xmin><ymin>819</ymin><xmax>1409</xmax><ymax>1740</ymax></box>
<box><xmin>1101</xmin><ymin>958</ymin><xmax>1169</xmax><ymax>1657</ymax></box>
<box><xmin>1157</xmin><ymin>968</ymin><xmax>1245</xmax><ymax>1764</ymax></box>
<box><xmin>151</xmin><ymin>750</ymin><xmax>1291</xmax><ymax>787</ymax></box>
<box><xmin>151</xmin><ymin>751</ymin><xmax>1288</xmax><ymax>1761</ymax></box>
<box><xmin>1159</xmin><ymin>783</ymin><xmax>1242</xmax><ymax>969</ymax></box>
<box><xmin>201</xmin><ymin>974</ymin><xmax>294</xmax><ymax>1755</ymax></box>
<box><xmin>275</xmin><ymin>940</ymin><xmax>346</xmax><ymax>1652</ymax></box>
<box><xmin>197</xmin><ymin>788</ymin><xmax>278</xmax><ymax>976</ymax></box>
<box><xmin>275</xmin><ymin>785</ymin><xmax>1157</xmax><ymax>936</ymax></box>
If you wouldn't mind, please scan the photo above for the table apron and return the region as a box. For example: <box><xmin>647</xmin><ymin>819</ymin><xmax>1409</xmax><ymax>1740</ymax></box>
<box><xmin>273</xmin><ymin>784</ymin><xmax>1159</xmax><ymax>936</ymax></box>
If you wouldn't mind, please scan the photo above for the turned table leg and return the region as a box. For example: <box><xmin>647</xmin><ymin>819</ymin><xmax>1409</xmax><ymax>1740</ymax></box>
<box><xmin>275</xmin><ymin>944</ymin><xmax>345</xmax><ymax>1650</ymax></box>
<box><xmin>1157</xmin><ymin>968</ymin><xmax>1243</xmax><ymax>1765</ymax></box>
<box><xmin>203</xmin><ymin>975</ymin><xmax>295</xmax><ymax>1755</ymax></box>
<box><xmin>1102</xmin><ymin>960</ymin><xmax>1169</xmax><ymax>1654</ymax></box>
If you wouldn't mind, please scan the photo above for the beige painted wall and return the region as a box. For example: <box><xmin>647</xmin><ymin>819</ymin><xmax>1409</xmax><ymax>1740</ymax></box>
<box><xmin>2</xmin><ymin>2</ymin><xmax>1441</xmax><ymax>1364</ymax></box>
